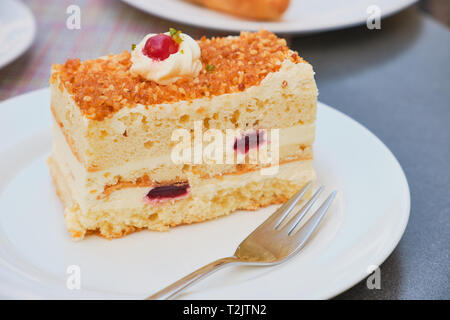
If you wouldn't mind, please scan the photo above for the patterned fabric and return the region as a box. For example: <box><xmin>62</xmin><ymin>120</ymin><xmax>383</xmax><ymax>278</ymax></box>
<box><xmin>0</xmin><ymin>0</ymin><xmax>223</xmax><ymax>101</ymax></box>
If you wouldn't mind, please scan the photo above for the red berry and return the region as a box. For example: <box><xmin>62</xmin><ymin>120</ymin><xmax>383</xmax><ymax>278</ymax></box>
<box><xmin>233</xmin><ymin>130</ymin><xmax>265</xmax><ymax>154</ymax></box>
<box><xmin>146</xmin><ymin>183</ymin><xmax>189</xmax><ymax>200</ymax></box>
<box><xmin>142</xmin><ymin>34</ymin><xmax>179</xmax><ymax>61</ymax></box>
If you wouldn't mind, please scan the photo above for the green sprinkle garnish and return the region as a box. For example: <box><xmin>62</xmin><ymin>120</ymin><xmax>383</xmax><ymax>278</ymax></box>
<box><xmin>169</xmin><ymin>28</ymin><xmax>177</xmax><ymax>37</ymax></box>
<box><xmin>169</xmin><ymin>28</ymin><xmax>183</xmax><ymax>44</ymax></box>
<box><xmin>131</xmin><ymin>43</ymin><xmax>136</xmax><ymax>51</ymax></box>
<box><xmin>206</xmin><ymin>64</ymin><xmax>216</xmax><ymax>72</ymax></box>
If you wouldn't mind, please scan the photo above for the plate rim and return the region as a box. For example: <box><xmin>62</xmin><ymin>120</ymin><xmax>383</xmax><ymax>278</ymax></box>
<box><xmin>0</xmin><ymin>88</ymin><xmax>411</xmax><ymax>299</ymax></box>
<box><xmin>0</xmin><ymin>0</ymin><xmax>36</xmax><ymax>69</ymax></box>
<box><xmin>120</xmin><ymin>0</ymin><xmax>418</xmax><ymax>34</ymax></box>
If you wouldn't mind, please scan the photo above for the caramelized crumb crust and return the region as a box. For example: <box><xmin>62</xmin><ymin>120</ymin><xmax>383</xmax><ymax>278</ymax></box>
<box><xmin>51</xmin><ymin>30</ymin><xmax>304</xmax><ymax>120</ymax></box>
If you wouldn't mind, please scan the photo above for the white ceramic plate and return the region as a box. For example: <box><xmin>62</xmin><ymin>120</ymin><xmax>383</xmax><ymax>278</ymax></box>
<box><xmin>121</xmin><ymin>0</ymin><xmax>416</xmax><ymax>34</ymax></box>
<box><xmin>0</xmin><ymin>0</ymin><xmax>36</xmax><ymax>69</ymax></box>
<box><xmin>0</xmin><ymin>88</ymin><xmax>410</xmax><ymax>299</ymax></box>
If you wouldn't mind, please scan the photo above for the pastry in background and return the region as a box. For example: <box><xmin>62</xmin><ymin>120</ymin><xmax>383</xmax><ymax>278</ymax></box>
<box><xmin>188</xmin><ymin>0</ymin><xmax>290</xmax><ymax>20</ymax></box>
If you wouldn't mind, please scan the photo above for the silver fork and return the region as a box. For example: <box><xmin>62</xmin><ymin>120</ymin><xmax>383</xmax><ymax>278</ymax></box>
<box><xmin>147</xmin><ymin>182</ymin><xmax>336</xmax><ymax>300</ymax></box>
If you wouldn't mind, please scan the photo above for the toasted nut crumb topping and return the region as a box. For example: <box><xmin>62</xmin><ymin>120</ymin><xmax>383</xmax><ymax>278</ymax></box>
<box><xmin>52</xmin><ymin>30</ymin><xmax>305</xmax><ymax>120</ymax></box>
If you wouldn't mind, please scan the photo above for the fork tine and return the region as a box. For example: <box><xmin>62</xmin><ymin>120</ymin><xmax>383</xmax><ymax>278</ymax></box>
<box><xmin>264</xmin><ymin>181</ymin><xmax>312</xmax><ymax>229</ymax></box>
<box><xmin>291</xmin><ymin>191</ymin><xmax>337</xmax><ymax>251</ymax></box>
<box><xmin>281</xmin><ymin>186</ymin><xmax>324</xmax><ymax>234</ymax></box>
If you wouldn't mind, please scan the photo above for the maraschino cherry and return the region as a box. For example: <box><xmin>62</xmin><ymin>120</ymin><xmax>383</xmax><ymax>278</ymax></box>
<box><xmin>142</xmin><ymin>34</ymin><xmax>179</xmax><ymax>61</ymax></box>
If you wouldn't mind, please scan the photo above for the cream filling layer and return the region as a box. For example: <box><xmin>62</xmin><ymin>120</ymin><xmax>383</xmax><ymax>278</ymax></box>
<box><xmin>93</xmin><ymin>122</ymin><xmax>314</xmax><ymax>177</ymax></box>
<box><xmin>52</xmin><ymin>117</ymin><xmax>314</xmax><ymax>201</ymax></box>
<box><xmin>87</xmin><ymin>160</ymin><xmax>315</xmax><ymax>212</ymax></box>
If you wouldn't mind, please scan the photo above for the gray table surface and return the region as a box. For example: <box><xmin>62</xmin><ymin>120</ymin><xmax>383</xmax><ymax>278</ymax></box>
<box><xmin>300</xmin><ymin>7</ymin><xmax>450</xmax><ymax>299</ymax></box>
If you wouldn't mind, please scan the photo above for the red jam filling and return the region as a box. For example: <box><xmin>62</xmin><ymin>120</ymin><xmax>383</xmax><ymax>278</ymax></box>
<box><xmin>146</xmin><ymin>182</ymin><xmax>190</xmax><ymax>202</ymax></box>
<box><xmin>142</xmin><ymin>34</ymin><xmax>179</xmax><ymax>61</ymax></box>
<box><xmin>233</xmin><ymin>130</ymin><xmax>265</xmax><ymax>154</ymax></box>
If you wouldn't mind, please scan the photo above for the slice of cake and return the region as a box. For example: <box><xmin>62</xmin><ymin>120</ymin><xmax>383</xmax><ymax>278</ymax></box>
<box><xmin>48</xmin><ymin>29</ymin><xmax>318</xmax><ymax>240</ymax></box>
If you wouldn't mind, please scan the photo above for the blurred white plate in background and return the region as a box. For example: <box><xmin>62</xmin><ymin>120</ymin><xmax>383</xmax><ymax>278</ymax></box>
<box><xmin>121</xmin><ymin>0</ymin><xmax>417</xmax><ymax>34</ymax></box>
<box><xmin>0</xmin><ymin>0</ymin><xmax>36</xmax><ymax>69</ymax></box>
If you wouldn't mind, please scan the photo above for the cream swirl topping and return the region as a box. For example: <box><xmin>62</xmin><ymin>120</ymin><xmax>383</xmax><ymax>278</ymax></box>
<box><xmin>130</xmin><ymin>32</ymin><xmax>202</xmax><ymax>85</ymax></box>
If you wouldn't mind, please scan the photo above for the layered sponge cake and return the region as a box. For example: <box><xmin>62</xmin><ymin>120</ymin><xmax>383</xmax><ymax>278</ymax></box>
<box><xmin>48</xmin><ymin>30</ymin><xmax>318</xmax><ymax>240</ymax></box>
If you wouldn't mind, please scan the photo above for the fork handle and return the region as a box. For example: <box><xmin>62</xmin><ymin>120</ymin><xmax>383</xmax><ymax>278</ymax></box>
<box><xmin>146</xmin><ymin>256</ymin><xmax>239</xmax><ymax>300</ymax></box>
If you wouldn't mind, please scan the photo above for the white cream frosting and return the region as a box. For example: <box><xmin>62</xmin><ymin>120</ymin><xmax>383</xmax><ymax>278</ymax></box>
<box><xmin>130</xmin><ymin>32</ymin><xmax>202</xmax><ymax>85</ymax></box>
